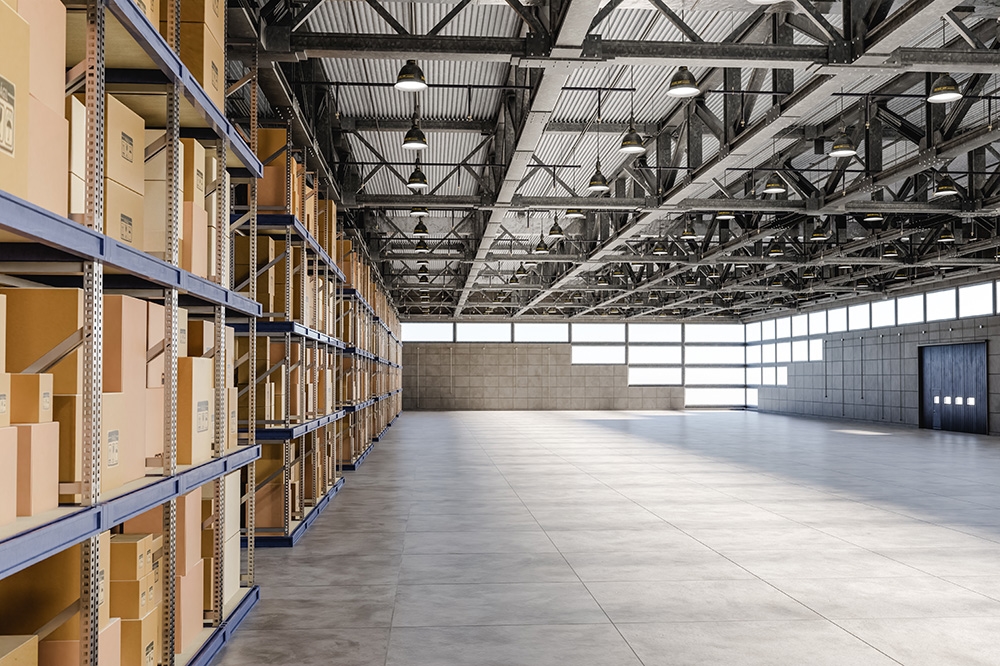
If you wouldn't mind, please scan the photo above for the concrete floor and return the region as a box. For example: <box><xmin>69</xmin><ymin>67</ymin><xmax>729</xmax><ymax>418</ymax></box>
<box><xmin>215</xmin><ymin>411</ymin><xmax>1000</xmax><ymax>666</ymax></box>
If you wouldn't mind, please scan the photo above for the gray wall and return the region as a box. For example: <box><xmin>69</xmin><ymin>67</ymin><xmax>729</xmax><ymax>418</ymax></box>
<box><xmin>402</xmin><ymin>343</ymin><xmax>684</xmax><ymax>410</ymax></box>
<box><xmin>759</xmin><ymin>313</ymin><xmax>1000</xmax><ymax>434</ymax></box>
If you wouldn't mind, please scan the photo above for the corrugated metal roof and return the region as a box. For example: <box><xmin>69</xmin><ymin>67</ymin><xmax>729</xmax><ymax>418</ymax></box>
<box><xmin>308</xmin><ymin>0</ymin><xmax>522</xmax><ymax>37</ymax></box>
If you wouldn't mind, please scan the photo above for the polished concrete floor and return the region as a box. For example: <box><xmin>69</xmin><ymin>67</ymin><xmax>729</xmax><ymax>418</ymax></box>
<box><xmin>216</xmin><ymin>411</ymin><xmax>1000</xmax><ymax>665</ymax></box>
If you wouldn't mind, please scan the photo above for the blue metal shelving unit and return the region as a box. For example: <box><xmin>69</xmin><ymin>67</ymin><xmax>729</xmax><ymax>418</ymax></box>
<box><xmin>230</xmin><ymin>321</ymin><xmax>347</xmax><ymax>350</ymax></box>
<box><xmin>250</xmin><ymin>477</ymin><xmax>346</xmax><ymax>548</ymax></box>
<box><xmin>232</xmin><ymin>214</ymin><xmax>347</xmax><ymax>283</ymax></box>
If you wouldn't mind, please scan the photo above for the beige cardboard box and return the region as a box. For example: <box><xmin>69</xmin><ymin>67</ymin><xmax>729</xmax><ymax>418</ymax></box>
<box><xmin>120</xmin><ymin>605</ymin><xmax>158</xmax><ymax>666</ymax></box>
<box><xmin>0</xmin><ymin>4</ymin><xmax>29</xmax><ymax>200</ymax></box>
<box><xmin>0</xmin><ymin>288</ymin><xmax>83</xmax><ymax>395</ymax></box>
<box><xmin>0</xmin><ymin>426</ymin><xmax>16</xmax><ymax>527</ymax></box>
<box><xmin>26</xmin><ymin>95</ymin><xmax>69</xmax><ymax>217</ymax></box>
<box><xmin>105</xmin><ymin>177</ymin><xmax>144</xmax><ymax>248</ymax></box>
<box><xmin>178</xmin><ymin>357</ymin><xmax>212</xmax><ymax>465</ymax></box>
<box><xmin>175</xmin><ymin>558</ymin><xmax>205</xmax><ymax>653</ymax></box>
<box><xmin>146</xmin><ymin>302</ymin><xmax>188</xmax><ymax>387</ymax></box>
<box><xmin>187</xmin><ymin>319</ymin><xmax>215</xmax><ymax>358</ymax></box>
<box><xmin>203</xmin><ymin>532</ymin><xmax>241</xmax><ymax>611</ymax></box>
<box><xmin>132</xmin><ymin>0</ymin><xmax>157</xmax><ymax>24</ymax></box>
<box><xmin>19</xmin><ymin>0</ymin><xmax>65</xmax><ymax>111</ymax></box>
<box><xmin>144</xmin><ymin>387</ymin><xmax>163</xmax><ymax>460</ymax></box>
<box><xmin>110</xmin><ymin>533</ymin><xmax>153</xmax><ymax>581</ymax></box>
<box><xmin>15</xmin><ymin>421</ymin><xmax>58</xmax><ymax>517</ymax></box>
<box><xmin>182</xmin><ymin>202</ymin><xmax>209</xmax><ymax>278</ymax></box>
<box><xmin>180</xmin><ymin>138</ymin><xmax>206</xmax><ymax>204</ymax></box>
<box><xmin>38</xmin><ymin>615</ymin><xmax>120</xmax><ymax>666</ymax></box>
<box><xmin>200</xmin><ymin>471</ymin><xmax>241</xmax><ymax>558</ymax></box>
<box><xmin>0</xmin><ymin>635</ymin><xmax>37</xmax><ymax>665</ymax></box>
<box><xmin>104</xmin><ymin>294</ymin><xmax>148</xmax><ymax>394</ymax></box>
<box><xmin>68</xmin><ymin>173</ymin><xmax>84</xmax><ymax>218</ymax></box>
<box><xmin>227</xmin><ymin>387</ymin><xmax>238</xmax><ymax>449</ymax></box>
<box><xmin>110</xmin><ymin>570</ymin><xmax>156</xmax><ymax>619</ymax></box>
<box><xmin>123</xmin><ymin>488</ymin><xmax>200</xmax><ymax>575</ymax></box>
<box><xmin>102</xmin><ymin>391</ymin><xmax>144</xmax><ymax>495</ymax></box>
<box><xmin>143</xmin><ymin>129</ymin><xmax>185</xmax><ymax>182</ymax></box>
<box><xmin>10</xmin><ymin>373</ymin><xmax>53</xmax><ymax>424</ymax></box>
<box><xmin>66</xmin><ymin>95</ymin><xmax>85</xmax><ymax>179</ymax></box>
<box><xmin>176</xmin><ymin>22</ymin><xmax>224</xmax><ymax>112</ymax></box>
<box><xmin>204</xmin><ymin>152</ymin><xmax>218</xmax><ymax>221</ymax></box>
<box><xmin>0</xmin><ymin>373</ymin><xmax>10</xmax><ymax>428</ymax></box>
<box><xmin>164</xmin><ymin>0</ymin><xmax>225</xmax><ymax>44</ymax></box>
<box><xmin>104</xmin><ymin>95</ymin><xmax>145</xmax><ymax>195</ymax></box>
<box><xmin>0</xmin><ymin>293</ymin><xmax>6</xmax><ymax>373</ymax></box>
<box><xmin>0</xmin><ymin>531</ymin><xmax>110</xmax><ymax>640</ymax></box>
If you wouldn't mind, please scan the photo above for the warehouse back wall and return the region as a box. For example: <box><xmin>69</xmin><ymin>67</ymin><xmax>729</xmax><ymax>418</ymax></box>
<box><xmin>402</xmin><ymin>343</ymin><xmax>684</xmax><ymax>411</ymax></box>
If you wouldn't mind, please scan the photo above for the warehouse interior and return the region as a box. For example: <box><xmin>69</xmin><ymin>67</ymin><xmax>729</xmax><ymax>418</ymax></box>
<box><xmin>1</xmin><ymin>0</ymin><xmax>1000</xmax><ymax>664</ymax></box>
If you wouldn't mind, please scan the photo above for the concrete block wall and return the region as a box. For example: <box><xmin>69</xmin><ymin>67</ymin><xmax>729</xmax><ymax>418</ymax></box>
<box><xmin>759</xmin><ymin>313</ymin><xmax>1000</xmax><ymax>433</ymax></box>
<box><xmin>402</xmin><ymin>343</ymin><xmax>684</xmax><ymax>410</ymax></box>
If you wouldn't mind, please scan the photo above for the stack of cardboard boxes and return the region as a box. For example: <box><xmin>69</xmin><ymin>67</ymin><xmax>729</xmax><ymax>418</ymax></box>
<box><xmin>201</xmin><ymin>472</ymin><xmax>242</xmax><ymax>615</ymax></box>
<box><xmin>162</xmin><ymin>1</ymin><xmax>226</xmax><ymax>112</ymax></box>
<box><xmin>110</xmin><ymin>533</ymin><xmax>160</xmax><ymax>666</ymax></box>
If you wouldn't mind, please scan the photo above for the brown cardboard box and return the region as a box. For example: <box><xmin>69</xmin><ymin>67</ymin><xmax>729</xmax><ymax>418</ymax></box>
<box><xmin>104</xmin><ymin>295</ymin><xmax>148</xmax><ymax>394</ymax></box>
<box><xmin>123</xmin><ymin>489</ymin><xmax>200</xmax><ymax>575</ymax></box>
<box><xmin>110</xmin><ymin>570</ymin><xmax>156</xmax><ymax>619</ymax></box>
<box><xmin>110</xmin><ymin>533</ymin><xmax>153</xmax><ymax>581</ymax></box>
<box><xmin>174</xmin><ymin>558</ymin><xmax>204</xmax><ymax>653</ymax></box>
<box><xmin>143</xmin><ymin>129</ymin><xmax>184</xmax><ymax>182</ymax></box>
<box><xmin>0</xmin><ymin>426</ymin><xmax>16</xmax><ymax>527</ymax></box>
<box><xmin>19</xmin><ymin>0</ymin><xmax>65</xmax><ymax>111</ymax></box>
<box><xmin>178</xmin><ymin>22</ymin><xmax>224</xmax><ymax>111</ymax></box>
<box><xmin>10</xmin><ymin>373</ymin><xmax>53</xmax><ymax>424</ymax></box>
<box><xmin>133</xmin><ymin>0</ymin><xmax>157</xmax><ymax>24</ymax></box>
<box><xmin>227</xmin><ymin>387</ymin><xmax>237</xmax><ymax>449</ymax></box>
<box><xmin>0</xmin><ymin>531</ymin><xmax>110</xmax><ymax>640</ymax></box>
<box><xmin>180</xmin><ymin>138</ymin><xmax>206</xmax><ymax>204</ymax></box>
<box><xmin>144</xmin><ymin>387</ymin><xmax>163</xmax><ymax>460</ymax></box>
<box><xmin>26</xmin><ymin>96</ymin><xmax>69</xmax><ymax>217</ymax></box>
<box><xmin>0</xmin><ymin>294</ymin><xmax>6</xmax><ymax>373</ymax></box>
<box><xmin>165</xmin><ymin>0</ymin><xmax>225</xmax><ymax>44</ymax></box>
<box><xmin>182</xmin><ymin>202</ymin><xmax>208</xmax><ymax>278</ymax></box>
<box><xmin>15</xmin><ymin>422</ymin><xmax>58</xmax><ymax>517</ymax></box>
<box><xmin>120</xmin><ymin>605</ymin><xmax>158</xmax><ymax>666</ymax></box>
<box><xmin>203</xmin><ymin>533</ymin><xmax>241</xmax><ymax>611</ymax></box>
<box><xmin>146</xmin><ymin>303</ymin><xmax>189</xmax><ymax>387</ymax></box>
<box><xmin>200</xmin><ymin>471</ymin><xmax>240</xmax><ymax>559</ymax></box>
<box><xmin>187</xmin><ymin>320</ymin><xmax>215</xmax><ymax>358</ymax></box>
<box><xmin>101</xmin><ymin>391</ymin><xmax>145</xmax><ymax>496</ymax></box>
<box><xmin>0</xmin><ymin>636</ymin><xmax>37</xmax><ymax>665</ymax></box>
<box><xmin>178</xmin><ymin>357</ymin><xmax>212</xmax><ymax>465</ymax></box>
<box><xmin>66</xmin><ymin>96</ymin><xmax>85</xmax><ymax>179</ymax></box>
<box><xmin>0</xmin><ymin>373</ymin><xmax>10</xmax><ymax>428</ymax></box>
<box><xmin>204</xmin><ymin>152</ymin><xmax>218</xmax><ymax>220</ymax></box>
<box><xmin>1</xmin><ymin>289</ymin><xmax>83</xmax><ymax>395</ymax></box>
<box><xmin>105</xmin><ymin>177</ymin><xmax>144</xmax><ymax>248</ymax></box>
<box><xmin>68</xmin><ymin>173</ymin><xmax>84</xmax><ymax>219</ymax></box>
<box><xmin>0</xmin><ymin>4</ymin><xmax>29</xmax><ymax>201</ymax></box>
<box><xmin>105</xmin><ymin>95</ymin><xmax>144</xmax><ymax>195</ymax></box>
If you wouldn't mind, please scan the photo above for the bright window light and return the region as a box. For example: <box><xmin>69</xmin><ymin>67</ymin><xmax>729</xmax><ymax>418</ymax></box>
<box><xmin>684</xmin><ymin>346</ymin><xmax>745</xmax><ymax>365</ymax></box>
<box><xmin>685</xmin><ymin>367</ymin><xmax>746</xmax><ymax>385</ymax></box>
<box><xmin>792</xmin><ymin>315</ymin><xmax>808</xmax><ymax>338</ymax></box>
<box><xmin>848</xmin><ymin>304</ymin><xmax>870</xmax><ymax>330</ymax></box>
<box><xmin>514</xmin><ymin>323</ymin><xmax>569</xmax><ymax>342</ymax></box>
<box><xmin>761</xmin><ymin>320</ymin><xmax>776</xmax><ymax>340</ymax></box>
<box><xmin>775</xmin><ymin>317</ymin><xmax>791</xmax><ymax>339</ymax></box>
<box><xmin>809</xmin><ymin>338</ymin><xmax>823</xmax><ymax>361</ymax></box>
<box><xmin>926</xmin><ymin>288</ymin><xmax>957</xmax><ymax>321</ymax></box>
<box><xmin>685</xmin><ymin>387</ymin><xmax>746</xmax><ymax>406</ymax></box>
<box><xmin>685</xmin><ymin>324</ymin><xmax>745</xmax><ymax>343</ymax></box>
<box><xmin>828</xmin><ymin>308</ymin><xmax>847</xmax><ymax>332</ymax></box>
<box><xmin>762</xmin><ymin>366</ymin><xmax>776</xmax><ymax>385</ymax></box>
<box><xmin>776</xmin><ymin>342</ymin><xmax>791</xmax><ymax>363</ymax></box>
<box><xmin>762</xmin><ymin>344</ymin><xmax>776</xmax><ymax>363</ymax></box>
<box><xmin>746</xmin><ymin>345</ymin><xmax>762</xmax><ymax>364</ymax></box>
<box><xmin>746</xmin><ymin>388</ymin><xmax>759</xmax><ymax>407</ymax></box>
<box><xmin>571</xmin><ymin>345</ymin><xmax>626</xmax><ymax>364</ymax></box>
<box><xmin>777</xmin><ymin>366</ymin><xmax>788</xmax><ymax>385</ymax></box>
<box><xmin>628</xmin><ymin>367</ymin><xmax>682</xmax><ymax>385</ymax></box>
<box><xmin>897</xmin><ymin>294</ymin><xmax>923</xmax><ymax>324</ymax></box>
<box><xmin>746</xmin><ymin>367</ymin><xmax>762</xmax><ymax>385</ymax></box>
<box><xmin>573</xmin><ymin>323</ymin><xmax>626</xmax><ymax>342</ymax></box>
<box><xmin>456</xmin><ymin>322</ymin><xmax>511</xmax><ymax>342</ymax></box>
<box><xmin>959</xmin><ymin>282</ymin><xmax>993</xmax><ymax>318</ymax></box>
<box><xmin>792</xmin><ymin>340</ymin><xmax>808</xmax><ymax>362</ymax></box>
<box><xmin>629</xmin><ymin>323</ymin><xmax>682</xmax><ymax>343</ymax></box>
<box><xmin>629</xmin><ymin>346</ymin><xmax>682</xmax><ymax>365</ymax></box>
<box><xmin>809</xmin><ymin>311</ymin><xmax>826</xmax><ymax>335</ymax></box>
<box><xmin>871</xmin><ymin>300</ymin><xmax>896</xmax><ymax>328</ymax></box>
<box><xmin>745</xmin><ymin>322</ymin><xmax>762</xmax><ymax>342</ymax></box>
<box><xmin>402</xmin><ymin>322</ymin><xmax>453</xmax><ymax>342</ymax></box>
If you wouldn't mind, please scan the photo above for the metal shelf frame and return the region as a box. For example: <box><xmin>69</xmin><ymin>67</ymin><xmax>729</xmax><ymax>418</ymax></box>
<box><xmin>231</xmin><ymin>213</ymin><xmax>346</xmax><ymax>283</ymax></box>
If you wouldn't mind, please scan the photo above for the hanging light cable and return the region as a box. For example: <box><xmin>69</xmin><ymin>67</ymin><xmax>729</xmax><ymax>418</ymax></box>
<box><xmin>587</xmin><ymin>91</ymin><xmax>610</xmax><ymax>193</ymax></box>
<box><xmin>928</xmin><ymin>20</ymin><xmax>963</xmax><ymax>104</ymax></box>
<box><xmin>402</xmin><ymin>100</ymin><xmax>428</xmax><ymax>151</ymax></box>
<box><xmin>620</xmin><ymin>67</ymin><xmax>645</xmax><ymax>154</ymax></box>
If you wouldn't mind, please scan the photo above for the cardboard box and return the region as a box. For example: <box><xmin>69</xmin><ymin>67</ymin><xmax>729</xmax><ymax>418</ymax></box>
<box><xmin>227</xmin><ymin>387</ymin><xmax>237</xmax><ymax>449</ymax></box>
<box><xmin>102</xmin><ymin>391</ymin><xmax>144</xmax><ymax>495</ymax></box>
<box><xmin>10</xmin><ymin>373</ymin><xmax>53</xmax><ymax>424</ymax></box>
<box><xmin>27</xmin><ymin>95</ymin><xmax>69</xmax><ymax>217</ymax></box>
<box><xmin>180</xmin><ymin>138</ymin><xmax>206</xmax><ymax>204</ymax></box>
<box><xmin>148</xmin><ymin>557</ymin><xmax>161</xmax><ymax>607</ymax></box>
<box><xmin>120</xmin><ymin>606</ymin><xmax>158</xmax><ymax>666</ymax></box>
<box><xmin>15</xmin><ymin>421</ymin><xmax>58</xmax><ymax>517</ymax></box>
<box><xmin>0</xmin><ymin>373</ymin><xmax>10</xmax><ymax>428</ymax></box>
<box><xmin>104</xmin><ymin>95</ymin><xmax>145</xmax><ymax>195</ymax></box>
<box><xmin>178</xmin><ymin>357</ymin><xmax>212</xmax><ymax>465</ymax></box>
<box><xmin>146</xmin><ymin>303</ymin><xmax>188</xmax><ymax>387</ymax></box>
<box><xmin>1</xmin><ymin>288</ymin><xmax>83</xmax><ymax>394</ymax></box>
<box><xmin>0</xmin><ymin>426</ymin><xmax>16</xmax><ymax>527</ymax></box>
<box><xmin>182</xmin><ymin>202</ymin><xmax>208</xmax><ymax>278</ymax></box>
<box><xmin>144</xmin><ymin>387</ymin><xmax>163</xmax><ymax>460</ymax></box>
<box><xmin>187</xmin><ymin>319</ymin><xmax>214</xmax><ymax>358</ymax></box>
<box><xmin>68</xmin><ymin>173</ymin><xmax>84</xmax><ymax>219</ymax></box>
<box><xmin>0</xmin><ymin>531</ymin><xmax>110</xmax><ymax>640</ymax></box>
<box><xmin>66</xmin><ymin>96</ymin><xmax>85</xmax><ymax>179</ymax></box>
<box><xmin>105</xmin><ymin>177</ymin><xmax>144</xmax><ymax>248</ymax></box>
<box><xmin>111</xmin><ymin>533</ymin><xmax>153</xmax><ymax>581</ymax></box>
<box><xmin>0</xmin><ymin>4</ymin><xmax>29</xmax><ymax>200</ymax></box>
<box><xmin>19</xmin><ymin>0</ymin><xmax>65</xmax><ymax>112</ymax></box>
<box><xmin>110</xmin><ymin>570</ymin><xmax>156</xmax><ymax>619</ymax></box>
<box><xmin>178</xmin><ymin>22</ymin><xmax>224</xmax><ymax>111</ymax></box>
<box><xmin>164</xmin><ymin>0</ymin><xmax>225</xmax><ymax>44</ymax></box>
<box><xmin>104</xmin><ymin>295</ymin><xmax>148</xmax><ymax>394</ymax></box>
<box><xmin>203</xmin><ymin>534</ymin><xmax>240</xmax><ymax>611</ymax></box>
<box><xmin>204</xmin><ymin>153</ymin><xmax>218</xmax><ymax>221</ymax></box>
<box><xmin>0</xmin><ymin>294</ymin><xmax>5</xmax><ymax>373</ymax></box>
<box><xmin>200</xmin><ymin>471</ymin><xmax>240</xmax><ymax>559</ymax></box>
<box><xmin>0</xmin><ymin>636</ymin><xmax>37</xmax><ymax>666</ymax></box>
<box><xmin>133</xmin><ymin>0</ymin><xmax>157</xmax><ymax>24</ymax></box>
<box><xmin>143</xmin><ymin>129</ymin><xmax>185</xmax><ymax>182</ymax></box>
<box><xmin>123</xmin><ymin>489</ymin><xmax>200</xmax><ymax>575</ymax></box>
<box><xmin>175</xmin><ymin>558</ymin><xmax>205</xmax><ymax>653</ymax></box>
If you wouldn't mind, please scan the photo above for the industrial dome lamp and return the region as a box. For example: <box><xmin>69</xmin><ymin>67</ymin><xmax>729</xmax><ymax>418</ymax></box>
<box><xmin>762</xmin><ymin>172</ymin><xmax>787</xmax><ymax>195</ymax></box>
<box><xmin>394</xmin><ymin>60</ymin><xmax>428</xmax><ymax>92</ymax></box>
<box><xmin>933</xmin><ymin>174</ymin><xmax>959</xmax><ymax>198</ymax></box>
<box><xmin>829</xmin><ymin>130</ymin><xmax>857</xmax><ymax>158</ymax></box>
<box><xmin>412</xmin><ymin>219</ymin><xmax>429</xmax><ymax>235</ymax></box>
<box><xmin>410</xmin><ymin>206</ymin><xmax>429</xmax><ymax>218</ymax></box>
<box><xmin>666</xmin><ymin>66</ymin><xmax>700</xmax><ymax>98</ymax></box>
<box><xmin>406</xmin><ymin>159</ymin><xmax>428</xmax><ymax>191</ymax></box>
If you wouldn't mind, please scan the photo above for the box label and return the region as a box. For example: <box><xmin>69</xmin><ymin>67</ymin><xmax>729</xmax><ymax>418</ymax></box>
<box><xmin>136</xmin><ymin>0</ymin><xmax>147</xmax><ymax>13</ymax></box>
<box><xmin>196</xmin><ymin>168</ymin><xmax>204</xmax><ymax>193</ymax></box>
<box><xmin>211</xmin><ymin>62</ymin><xmax>219</xmax><ymax>92</ymax></box>
<box><xmin>140</xmin><ymin>589</ymin><xmax>147</xmax><ymax>609</ymax></box>
<box><xmin>42</xmin><ymin>392</ymin><xmax>51</xmax><ymax>411</ymax></box>
<box><xmin>197</xmin><ymin>400</ymin><xmax>210</xmax><ymax>433</ymax></box>
<box><xmin>0</xmin><ymin>75</ymin><xmax>15</xmax><ymax>158</ymax></box>
<box><xmin>144</xmin><ymin>641</ymin><xmax>155</xmax><ymax>666</ymax></box>
<box><xmin>121</xmin><ymin>131</ymin><xmax>134</xmax><ymax>163</ymax></box>
<box><xmin>120</xmin><ymin>213</ymin><xmax>134</xmax><ymax>243</ymax></box>
<box><xmin>0</xmin><ymin>393</ymin><xmax>6</xmax><ymax>414</ymax></box>
<box><xmin>97</xmin><ymin>568</ymin><xmax>106</xmax><ymax>606</ymax></box>
<box><xmin>108</xmin><ymin>429</ymin><xmax>120</xmax><ymax>467</ymax></box>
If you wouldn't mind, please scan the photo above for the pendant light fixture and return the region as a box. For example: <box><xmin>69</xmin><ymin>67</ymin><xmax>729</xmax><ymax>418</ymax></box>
<box><xmin>768</xmin><ymin>241</ymin><xmax>785</xmax><ymax>257</ymax></box>
<box><xmin>863</xmin><ymin>212</ymin><xmax>885</xmax><ymax>224</ymax></box>
<box><xmin>414</xmin><ymin>238</ymin><xmax>430</xmax><ymax>253</ymax></box>
<box><xmin>412</xmin><ymin>219</ymin><xmax>429</xmax><ymax>236</ymax></box>
<box><xmin>933</xmin><ymin>174</ymin><xmax>959</xmax><ymax>198</ymax></box>
<box><xmin>707</xmin><ymin>266</ymin><xmax>720</xmax><ymax>279</ymax></box>
<box><xmin>770</xmin><ymin>276</ymin><xmax>783</xmax><ymax>287</ymax></box>
<box><xmin>620</xmin><ymin>67</ymin><xmax>645</xmax><ymax>154</ymax></box>
<box><xmin>394</xmin><ymin>60</ymin><xmax>428</xmax><ymax>92</ymax></box>
<box><xmin>565</xmin><ymin>209</ymin><xmax>586</xmax><ymax>219</ymax></box>
<box><xmin>416</xmin><ymin>258</ymin><xmax>429</xmax><ymax>265</ymax></box>
<box><xmin>548</xmin><ymin>217</ymin><xmax>565</xmax><ymax>239</ymax></box>
<box><xmin>928</xmin><ymin>21</ymin><xmax>963</xmax><ymax>103</ymax></box>
<box><xmin>509</xmin><ymin>274</ymin><xmax>520</xmax><ymax>284</ymax></box>
<box><xmin>652</xmin><ymin>240</ymin><xmax>669</xmax><ymax>255</ymax></box>
<box><xmin>883</xmin><ymin>243</ymin><xmax>899</xmax><ymax>258</ymax></box>
<box><xmin>515</xmin><ymin>263</ymin><xmax>528</xmax><ymax>277</ymax></box>
<box><xmin>810</xmin><ymin>226</ymin><xmax>828</xmax><ymax>241</ymax></box>
<box><xmin>523</xmin><ymin>258</ymin><xmax>538</xmax><ymax>268</ymax></box>
<box><xmin>938</xmin><ymin>226</ymin><xmax>956</xmax><ymax>243</ymax></box>
<box><xmin>406</xmin><ymin>159</ymin><xmax>428</xmax><ymax>191</ymax></box>
<box><xmin>716</xmin><ymin>211</ymin><xmax>736</xmax><ymax>221</ymax></box>
<box><xmin>410</xmin><ymin>206</ymin><xmax>429</xmax><ymax>218</ymax></box>
<box><xmin>680</xmin><ymin>223</ymin><xmax>696</xmax><ymax>240</ymax></box>
<box><xmin>829</xmin><ymin>130</ymin><xmax>857</xmax><ymax>158</ymax></box>
<box><xmin>612</xmin><ymin>265</ymin><xmax>625</xmax><ymax>278</ymax></box>
<box><xmin>762</xmin><ymin>172</ymin><xmax>787</xmax><ymax>194</ymax></box>
<box><xmin>802</xmin><ymin>266</ymin><xmax>818</xmax><ymax>279</ymax></box>
<box><xmin>588</xmin><ymin>92</ymin><xmax>611</xmax><ymax>193</ymax></box>
<box><xmin>684</xmin><ymin>273</ymin><xmax>697</xmax><ymax>287</ymax></box>
<box><xmin>418</xmin><ymin>274</ymin><xmax>429</xmax><ymax>284</ymax></box>
<box><xmin>402</xmin><ymin>101</ymin><xmax>428</xmax><ymax>151</ymax></box>
<box><xmin>596</xmin><ymin>274</ymin><xmax>610</xmax><ymax>286</ymax></box>
<box><xmin>667</xmin><ymin>66</ymin><xmax>700</xmax><ymax>98</ymax></box>
<box><xmin>417</xmin><ymin>264</ymin><xmax>428</xmax><ymax>276</ymax></box>
<box><xmin>534</xmin><ymin>237</ymin><xmax>550</xmax><ymax>254</ymax></box>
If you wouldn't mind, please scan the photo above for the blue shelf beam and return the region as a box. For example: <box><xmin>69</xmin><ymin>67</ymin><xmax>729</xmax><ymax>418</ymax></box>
<box><xmin>251</xmin><ymin>410</ymin><xmax>347</xmax><ymax>442</ymax></box>
<box><xmin>251</xmin><ymin>477</ymin><xmax>346</xmax><ymax>547</ymax></box>
<box><xmin>342</xmin><ymin>443</ymin><xmax>374</xmax><ymax>471</ymax></box>
<box><xmin>230</xmin><ymin>322</ymin><xmax>346</xmax><ymax>349</ymax></box>
<box><xmin>0</xmin><ymin>446</ymin><xmax>261</xmax><ymax>580</ymax></box>
<box><xmin>185</xmin><ymin>586</ymin><xmax>261</xmax><ymax>666</ymax></box>
<box><xmin>0</xmin><ymin>192</ymin><xmax>262</xmax><ymax>317</ymax></box>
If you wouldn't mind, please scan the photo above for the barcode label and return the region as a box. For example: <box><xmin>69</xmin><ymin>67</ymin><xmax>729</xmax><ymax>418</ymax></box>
<box><xmin>197</xmin><ymin>400</ymin><xmax>210</xmax><ymax>432</ymax></box>
<box><xmin>121</xmin><ymin>213</ymin><xmax>133</xmax><ymax>243</ymax></box>
<box><xmin>42</xmin><ymin>392</ymin><xmax>51</xmax><ymax>410</ymax></box>
<box><xmin>108</xmin><ymin>429</ymin><xmax>120</xmax><ymax>467</ymax></box>
<box><xmin>0</xmin><ymin>75</ymin><xmax>16</xmax><ymax>157</ymax></box>
<box><xmin>121</xmin><ymin>132</ymin><xmax>134</xmax><ymax>163</ymax></box>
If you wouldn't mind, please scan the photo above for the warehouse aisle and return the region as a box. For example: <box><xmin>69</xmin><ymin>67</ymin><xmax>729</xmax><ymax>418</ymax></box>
<box><xmin>215</xmin><ymin>411</ymin><xmax>1000</xmax><ymax>665</ymax></box>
